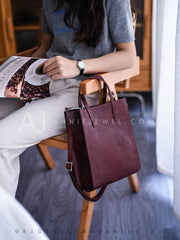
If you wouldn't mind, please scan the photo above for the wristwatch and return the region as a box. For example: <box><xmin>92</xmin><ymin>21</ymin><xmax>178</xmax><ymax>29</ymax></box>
<box><xmin>77</xmin><ymin>59</ymin><xmax>85</xmax><ymax>75</ymax></box>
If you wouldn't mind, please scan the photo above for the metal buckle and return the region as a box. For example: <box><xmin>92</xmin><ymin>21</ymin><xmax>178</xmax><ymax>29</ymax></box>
<box><xmin>65</xmin><ymin>107</ymin><xmax>82</xmax><ymax>112</ymax></box>
<box><xmin>65</xmin><ymin>161</ymin><xmax>73</xmax><ymax>172</ymax></box>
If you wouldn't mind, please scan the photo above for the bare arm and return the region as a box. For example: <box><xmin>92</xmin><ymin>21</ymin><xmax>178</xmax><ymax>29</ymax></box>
<box><xmin>43</xmin><ymin>40</ymin><xmax>136</xmax><ymax>80</ymax></box>
<box><xmin>32</xmin><ymin>32</ymin><xmax>53</xmax><ymax>58</ymax></box>
<box><xmin>84</xmin><ymin>41</ymin><xmax>136</xmax><ymax>74</ymax></box>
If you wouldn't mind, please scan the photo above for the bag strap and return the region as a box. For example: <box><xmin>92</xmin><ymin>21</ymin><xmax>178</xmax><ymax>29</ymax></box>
<box><xmin>66</xmin><ymin>111</ymin><xmax>107</xmax><ymax>202</ymax></box>
<box><xmin>87</xmin><ymin>75</ymin><xmax>114</xmax><ymax>98</ymax></box>
<box><xmin>78</xmin><ymin>75</ymin><xmax>118</xmax><ymax>127</ymax></box>
<box><xmin>79</xmin><ymin>74</ymin><xmax>115</xmax><ymax>106</ymax></box>
<box><xmin>78</xmin><ymin>78</ymin><xmax>107</xmax><ymax>108</ymax></box>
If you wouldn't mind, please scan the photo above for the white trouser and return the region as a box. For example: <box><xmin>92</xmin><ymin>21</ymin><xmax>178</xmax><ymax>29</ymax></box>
<box><xmin>0</xmin><ymin>79</ymin><xmax>98</xmax><ymax>197</ymax></box>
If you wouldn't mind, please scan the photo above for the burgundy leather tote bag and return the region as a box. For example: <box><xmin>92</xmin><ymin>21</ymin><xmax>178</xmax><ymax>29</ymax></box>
<box><xmin>64</xmin><ymin>75</ymin><xmax>140</xmax><ymax>201</ymax></box>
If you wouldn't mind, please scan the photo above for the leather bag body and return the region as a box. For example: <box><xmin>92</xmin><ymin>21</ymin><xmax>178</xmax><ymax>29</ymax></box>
<box><xmin>64</xmin><ymin>75</ymin><xmax>140</xmax><ymax>201</ymax></box>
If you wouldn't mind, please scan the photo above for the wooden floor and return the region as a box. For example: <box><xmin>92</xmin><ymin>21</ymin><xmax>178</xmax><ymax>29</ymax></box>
<box><xmin>16</xmin><ymin>93</ymin><xmax>180</xmax><ymax>240</ymax></box>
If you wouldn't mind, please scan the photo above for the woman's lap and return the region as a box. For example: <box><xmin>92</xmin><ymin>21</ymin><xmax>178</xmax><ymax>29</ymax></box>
<box><xmin>0</xmin><ymin>91</ymin><xmax>77</xmax><ymax>147</ymax></box>
<box><xmin>0</xmin><ymin>79</ymin><xmax>99</xmax><ymax>148</ymax></box>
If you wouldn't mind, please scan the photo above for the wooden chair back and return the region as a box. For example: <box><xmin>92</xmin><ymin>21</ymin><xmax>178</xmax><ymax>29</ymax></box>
<box><xmin>0</xmin><ymin>0</ymin><xmax>40</xmax><ymax>58</ymax></box>
<box><xmin>0</xmin><ymin>0</ymin><xmax>16</xmax><ymax>57</ymax></box>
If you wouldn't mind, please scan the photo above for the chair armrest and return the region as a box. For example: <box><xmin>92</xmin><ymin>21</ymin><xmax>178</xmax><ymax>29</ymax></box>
<box><xmin>80</xmin><ymin>56</ymin><xmax>140</xmax><ymax>95</ymax></box>
<box><xmin>0</xmin><ymin>58</ymin><xmax>8</xmax><ymax>65</ymax></box>
<box><xmin>0</xmin><ymin>47</ymin><xmax>39</xmax><ymax>65</ymax></box>
<box><xmin>15</xmin><ymin>47</ymin><xmax>38</xmax><ymax>57</ymax></box>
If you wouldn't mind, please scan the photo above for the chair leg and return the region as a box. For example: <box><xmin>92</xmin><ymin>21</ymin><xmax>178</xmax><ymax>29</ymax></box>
<box><xmin>37</xmin><ymin>143</ymin><xmax>55</xmax><ymax>170</ymax></box>
<box><xmin>128</xmin><ymin>173</ymin><xmax>140</xmax><ymax>193</ymax></box>
<box><xmin>77</xmin><ymin>191</ymin><xmax>96</xmax><ymax>240</ymax></box>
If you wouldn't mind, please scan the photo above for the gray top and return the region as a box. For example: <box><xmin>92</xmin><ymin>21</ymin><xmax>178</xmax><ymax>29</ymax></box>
<box><xmin>42</xmin><ymin>0</ymin><xmax>134</xmax><ymax>80</ymax></box>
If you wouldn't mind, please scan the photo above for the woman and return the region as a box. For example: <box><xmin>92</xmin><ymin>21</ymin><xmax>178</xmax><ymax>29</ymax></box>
<box><xmin>0</xmin><ymin>0</ymin><xmax>136</xmax><ymax>196</ymax></box>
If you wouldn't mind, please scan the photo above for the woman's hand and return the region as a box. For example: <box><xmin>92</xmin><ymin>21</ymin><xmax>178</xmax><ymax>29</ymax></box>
<box><xmin>43</xmin><ymin>56</ymin><xmax>80</xmax><ymax>80</ymax></box>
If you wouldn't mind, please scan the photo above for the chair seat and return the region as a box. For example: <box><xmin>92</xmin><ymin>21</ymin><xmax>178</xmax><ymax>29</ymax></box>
<box><xmin>50</xmin><ymin>133</ymin><xmax>68</xmax><ymax>142</ymax></box>
<box><xmin>39</xmin><ymin>132</ymin><xmax>68</xmax><ymax>150</ymax></box>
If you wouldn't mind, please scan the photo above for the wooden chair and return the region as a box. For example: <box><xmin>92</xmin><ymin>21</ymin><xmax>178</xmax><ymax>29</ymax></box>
<box><xmin>0</xmin><ymin>1</ymin><xmax>140</xmax><ymax>239</ymax></box>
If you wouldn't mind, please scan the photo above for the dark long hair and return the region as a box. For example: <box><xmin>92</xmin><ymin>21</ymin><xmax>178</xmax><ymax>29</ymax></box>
<box><xmin>54</xmin><ymin>0</ymin><xmax>136</xmax><ymax>47</ymax></box>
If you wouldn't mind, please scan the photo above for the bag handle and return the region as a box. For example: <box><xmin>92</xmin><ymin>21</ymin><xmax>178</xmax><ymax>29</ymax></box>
<box><xmin>79</xmin><ymin>74</ymin><xmax>115</xmax><ymax>106</ymax></box>
<box><xmin>78</xmin><ymin>77</ymin><xmax>107</xmax><ymax>108</ymax></box>
<box><xmin>66</xmin><ymin>110</ymin><xmax>107</xmax><ymax>201</ymax></box>
<box><xmin>78</xmin><ymin>75</ymin><xmax>118</xmax><ymax>127</ymax></box>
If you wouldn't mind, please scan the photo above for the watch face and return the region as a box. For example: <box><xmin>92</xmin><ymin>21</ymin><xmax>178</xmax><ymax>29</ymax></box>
<box><xmin>78</xmin><ymin>61</ymin><xmax>85</xmax><ymax>69</ymax></box>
